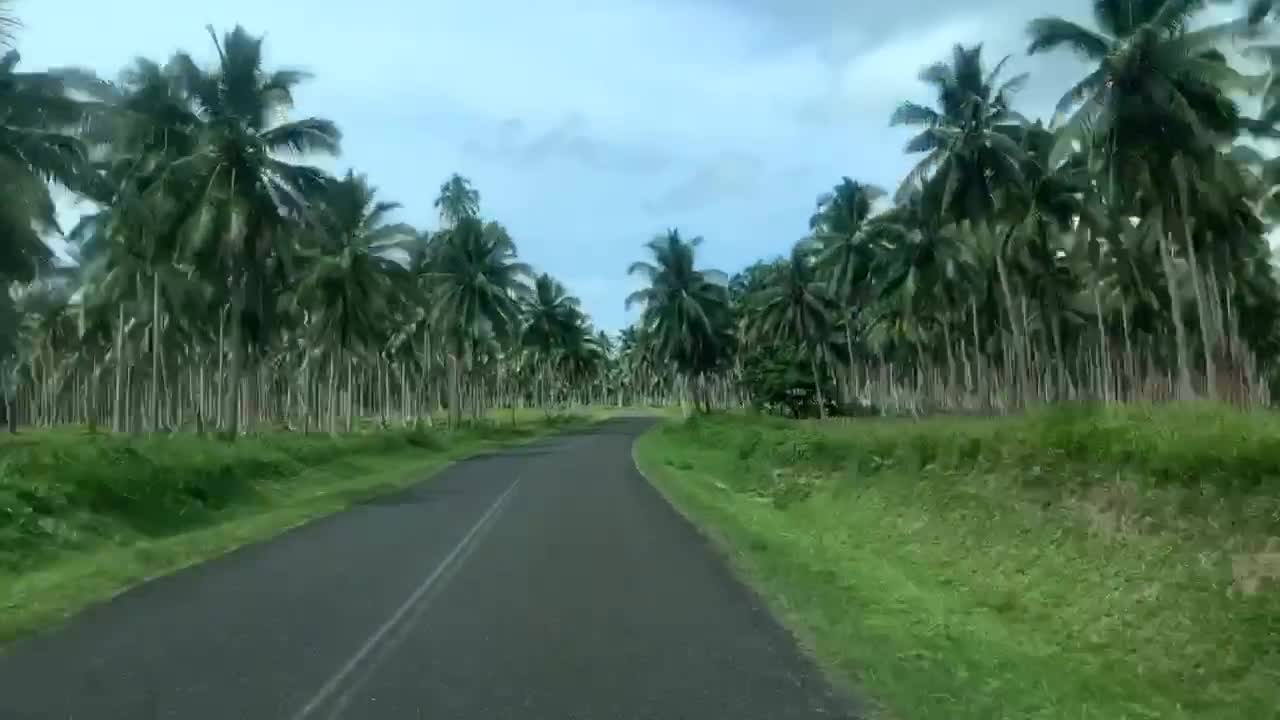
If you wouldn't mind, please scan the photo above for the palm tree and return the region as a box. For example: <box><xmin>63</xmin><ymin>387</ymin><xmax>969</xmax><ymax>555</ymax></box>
<box><xmin>891</xmin><ymin>43</ymin><xmax>1033</xmax><ymax>402</ymax></box>
<box><xmin>0</xmin><ymin>50</ymin><xmax>94</xmax><ymax>285</ymax></box>
<box><xmin>748</xmin><ymin>242</ymin><xmax>840</xmax><ymax>418</ymax></box>
<box><xmin>891</xmin><ymin>43</ymin><xmax>1027</xmax><ymax>219</ymax></box>
<box><xmin>69</xmin><ymin>57</ymin><xmax>211</xmax><ymax>432</ymax></box>
<box><xmin>168</xmin><ymin>26</ymin><xmax>341</xmax><ymax>435</ymax></box>
<box><xmin>1027</xmin><ymin>0</ymin><xmax>1270</xmax><ymax>397</ymax></box>
<box><xmin>626</xmin><ymin>229</ymin><xmax>732</xmax><ymax>413</ymax></box>
<box><xmin>296</xmin><ymin>171</ymin><xmax>412</xmax><ymax>432</ymax></box>
<box><xmin>522</xmin><ymin>273</ymin><xmax>584</xmax><ymax>412</ymax></box>
<box><xmin>427</xmin><ymin>216</ymin><xmax>531</xmax><ymax>426</ymax></box>
<box><xmin>1027</xmin><ymin>0</ymin><xmax>1267</xmax><ymax>170</ymax></box>
<box><xmin>434</xmin><ymin>173</ymin><xmax>480</xmax><ymax>230</ymax></box>
<box><xmin>812</xmin><ymin>178</ymin><xmax>885</xmax><ymax>397</ymax></box>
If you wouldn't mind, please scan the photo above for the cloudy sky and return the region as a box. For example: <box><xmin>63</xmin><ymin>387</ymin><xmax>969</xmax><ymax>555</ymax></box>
<box><xmin>13</xmin><ymin>0</ymin><xmax>1241</xmax><ymax>330</ymax></box>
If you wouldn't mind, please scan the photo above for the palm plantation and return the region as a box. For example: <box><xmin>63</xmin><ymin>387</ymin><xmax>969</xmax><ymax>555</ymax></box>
<box><xmin>1</xmin><ymin>20</ymin><xmax>610</xmax><ymax>434</ymax></box>
<box><xmin>625</xmin><ymin>0</ymin><xmax>1280</xmax><ymax>417</ymax></box>
<box><xmin>11</xmin><ymin>0</ymin><xmax>1280</xmax><ymax>427</ymax></box>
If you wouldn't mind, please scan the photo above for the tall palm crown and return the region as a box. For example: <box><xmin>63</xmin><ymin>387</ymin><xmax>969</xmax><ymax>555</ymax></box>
<box><xmin>170</xmin><ymin>26</ymin><xmax>340</xmax><ymax>295</ymax></box>
<box><xmin>428</xmin><ymin>216</ymin><xmax>531</xmax><ymax>348</ymax></box>
<box><xmin>626</xmin><ymin>229</ymin><xmax>733</xmax><ymax>375</ymax></box>
<box><xmin>749</xmin><ymin>243</ymin><xmax>837</xmax><ymax>352</ymax></box>
<box><xmin>296</xmin><ymin>171</ymin><xmax>412</xmax><ymax>354</ymax></box>
<box><xmin>69</xmin><ymin>58</ymin><xmax>204</xmax><ymax>288</ymax></box>
<box><xmin>746</xmin><ymin>242</ymin><xmax>839</xmax><ymax>416</ymax></box>
<box><xmin>0</xmin><ymin>51</ymin><xmax>93</xmax><ymax>283</ymax></box>
<box><xmin>1027</xmin><ymin>0</ymin><xmax>1264</xmax><ymax>174</ymax></box>
<box><xmin>523</xmin><ymin>273</ymin><xmax>584</xmax><ymax>359</ymax></box>
<box><xmin>891</xmin><ymin>43</ymin><xmax>1028</xmax><ymax>223</ymax></box>
<box><xmin>812</xmin><ymin>178</ymin><xmax>885</xmax><ymax>308</ymax></box>
<box><xmin>160</xmin><ymin>25</ymin><xmax>341</xmax><ymax>433</ymax></box>
<box><xmin>434</xmin><ymin>173</ymin><xmax>480</xmax><ymax>229</ymax></box>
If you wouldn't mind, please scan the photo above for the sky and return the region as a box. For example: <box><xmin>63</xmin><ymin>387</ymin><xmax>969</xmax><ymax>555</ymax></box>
<box><xmin>10</xmin><ymin>0</ymin><xmax>1244</xmax><ymax>331</ymax></box>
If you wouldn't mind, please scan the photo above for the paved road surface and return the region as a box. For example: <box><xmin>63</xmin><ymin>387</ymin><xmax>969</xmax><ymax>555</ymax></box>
<box><xmin>0</xmin><ymin>418</ymin><xmax>855</xmax><ymax>719</ymax></box>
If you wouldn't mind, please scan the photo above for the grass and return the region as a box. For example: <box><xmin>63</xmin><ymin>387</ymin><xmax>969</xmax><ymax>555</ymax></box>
<box><xmin>634</xmin><ymin>404</ymin><xmax>1280</xmax><ymax>720</ymax></box>
<box><xmin>0</xmin><ymin>412</ymin><xmax>598</xmax><ymax>644</ymax></box>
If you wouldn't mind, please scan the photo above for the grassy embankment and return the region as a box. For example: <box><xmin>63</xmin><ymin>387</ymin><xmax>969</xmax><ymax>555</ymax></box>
<box><xmin>636</xmin><ymin>405</ymin><xmax>1280</xmax><ymax>719</ymax></box>
<box><xmin>0</xmin><ymin>412</ymin><xmax>600</xmax><ymax>644</ymax></box>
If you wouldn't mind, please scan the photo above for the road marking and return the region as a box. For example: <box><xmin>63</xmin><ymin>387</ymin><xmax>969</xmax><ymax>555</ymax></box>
<box><xmin>290</xmin><ymin>476</ymin><xmax>523</xmax><ymax>720</ymax></box>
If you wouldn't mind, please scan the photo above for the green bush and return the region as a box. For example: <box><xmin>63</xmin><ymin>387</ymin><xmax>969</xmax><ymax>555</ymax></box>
<box><xmin>0</xmin><ymin>428</ymin><xmax>455</xmax><ymax>571</ymax></box>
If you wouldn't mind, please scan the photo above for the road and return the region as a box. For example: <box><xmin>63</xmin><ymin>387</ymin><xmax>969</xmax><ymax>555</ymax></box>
<box><xmin>0</xmin><ymin>417</ymin><xmax>855</xmax><ymax>719</ymax></box>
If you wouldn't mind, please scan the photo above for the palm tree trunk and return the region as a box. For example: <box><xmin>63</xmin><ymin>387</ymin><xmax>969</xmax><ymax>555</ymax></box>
<box><xmin>971</xmin><ymin>297</ymin><xmax>985</xmax><ymax>408</ymax></box>
<box><xmin>994</xmin><ymin>250</ymin><xmax>1024</xmax><ymax>408</ymax></box>
<box><xmin>810</xmin><ymin>350</ymin><xmax>827</xmax><ymax>419</ymax></box>
<box><xmin>844</xmin><ymin>321</ymin><xmax>857</xmax><ymax>403</ymax></box>
<box><xmin>1092</xmin><ymin>284</ymin><xmax>1111</xmax><ymax>403</ymax></box>
<box><xmin>150</xmin><ymin>275</ymin><xmax>161</xmax><ymax>432</ymax></box>
<box><xmin>1185</xmin><ymin>236</ymin><xmax>1216</xmax><ymax>399</ymax></box>
<box><xmin>1157</xmin><ymin>229</ymin><xmax>1194</xmax><ymax>399</ymax></box>
<box><xmin>345</xmin><ymin>347</ymin><xmax>355</xmax><ymax>433</ymax></box>
<box><xmin>113</xmin><ymin>303</ymin><xmax>126</xmax><ymax>433</ymax></box>
<box><xmin>223</xmin><ymin>310</ymin><xmax>244</xmax><ymax>438</ymax></box>
<box><xmin>448</xmin><ymin>349</ymin><xmax>461</xmax><ymax>428</ymax></box>
<box><xmin>216</xmin><ymin>309</ymin><xmax>225</xmax><ymax>429</ymax></box>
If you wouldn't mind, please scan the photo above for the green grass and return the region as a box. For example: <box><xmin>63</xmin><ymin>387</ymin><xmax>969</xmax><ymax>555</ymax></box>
<box><xmin>0</xmin><ymin>413</ymin><xmax>597</xmax><ymax>644</ymax></box>
<box><xmin>634</xmin><ymin>404</ymin><xmax>1280</xmax><ymax>720</ymax></box>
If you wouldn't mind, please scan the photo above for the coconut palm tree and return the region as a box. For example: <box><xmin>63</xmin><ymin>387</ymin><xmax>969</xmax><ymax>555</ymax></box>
<box><xmin>812</xmin><ymin>178</ymin><xmax>885</xmax><ymax>395</ymax></box>
<box><xmin>891</xmin><ymin>43</ymin><xmax>1028</xmax><ymax>219</ymax></box>
<box><xmin>435</xmin><ymin>173</ymin><xmax>480</xmax><ymax>230</ymax></box>
<box><xmin>626</xmin><ymin>229</ymin><xmax>733</xmax><ymax>412</ymax></box>
<box><xmin>426</xmin><ymin>216</ymin><xmax>531</xmax><ymax>426</ymax></box>
<box><xmin>522</xmin><ymin>272</ymin><xmax>584</xmax><ymax>411</ymax></box>
<box><xmin>1027</xmin><ymin>0</ymin><xmax>1271</xmax><ymax>397</ymax></box>
<box><xmin>296</xmin><ymin>171</ymin><xmax>412</xmax><ymax>432</ymax></box>
<box><xmin>746</xmin><ymin>242</ymin><xmax>839</xmax><ymax>417</ymax></box>
<box><xmin>892</xmin><ymin>43</ymin><xmax>1036</xmax><ymax>402</ymax></box>
<box><xmin>166</xmin><ymin>25</ymin><xmax>341</xmax><ymax>435</ymax></box>
<box><xmin>1027</xmin><ymin>0</ymin><xmax>1268</xmax><ymax>170</ymax></box>
<box><xmin>0</xmin><ymin>50</ymin><xmax>94</xmax><ymax>284</ymax></box>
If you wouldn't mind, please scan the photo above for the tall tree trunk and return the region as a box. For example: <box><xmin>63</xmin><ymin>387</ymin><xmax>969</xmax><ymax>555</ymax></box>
<box><xmin>994</xmin><ymin>250</ymin><xmax>1025</xmax><ymax>408</ymax></box>
<box><xmin>328</xmin><ymin>352</ymin><xmax>338</xmax><ymax>434</ymax></box>
<box><xmin>215</xmin><ymin>309</ymin><xmax>225</xmax><ymax>429</ymax></box>
<box><xmin>113</xmin><ymin>303</ymin><xmax>126</xmax><ymax>433</ymax></box>
<box><xmin>448</xmin><ymin>349</ymin><xmax>462</xmax><ymax>428</ymax></box>
<box><xmin>971</xmin><ymin>297</ymin><xmax>985</xmax><ymax>408</ymax></box>
<box><xmin>345</xmin><ymin>347</ymin><xmax>355</xmax><ymax>433</ymax></box>
<box><xmin>223</xmin><ymin>307</ymin><xmax>244</xmax><ymax>438</ymax></box>
<box><xmin>844</xmin><ymin>321</ymin><xmax>857</xmax><ymax>403</ymax></box>
<box><xmin>1092</xmin><ymin>284</ymin><xmax>1111</xmax><ymax>403</ymax></box>
<box><xmin>1157</xmin><ymin>229</ymin><xmax>1194</xmax><ymax>399</ymax></box>
<box><xmin>810</xmin><ymin>349</ymin><xmax>827</xmax><ymax>420</ymax></box>
<box><xmin>150</xmin><ymin>275</ymin><xmax>161</xmax><ymax>432</ymax></box>
<box><xmin>1186</xmin><ymin>235</ymin><xmax>1216</xmax><ymax>399</ymax></box>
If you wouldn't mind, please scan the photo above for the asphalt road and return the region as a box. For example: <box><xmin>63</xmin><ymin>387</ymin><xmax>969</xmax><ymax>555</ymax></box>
<box><xmin>0</xmin><ymin>417</ymin><xmax>855</xmax><ymax>719</ymax></box>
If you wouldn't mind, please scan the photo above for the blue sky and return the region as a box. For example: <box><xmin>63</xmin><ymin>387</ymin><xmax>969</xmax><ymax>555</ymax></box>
<box><xmin>17</xmin><ymin>0</ymin><xmax>1114</xmax><ymax>330</ymax></box>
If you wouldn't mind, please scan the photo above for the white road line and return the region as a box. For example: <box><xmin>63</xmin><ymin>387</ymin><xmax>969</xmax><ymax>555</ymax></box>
<box><xmin>290</xmin><ymin>476</ymin><xmax>523</xmax><ymax>720</ymax></box>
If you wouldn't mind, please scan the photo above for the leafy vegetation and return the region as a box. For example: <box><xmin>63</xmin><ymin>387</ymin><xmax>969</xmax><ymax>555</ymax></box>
<box><xmin>621</xmin><ymin>0</ymin><xmax>1280</xmax><ymax>415</ymax></box>
<box><xmin>637</xmin><ymin>407</ymin><xmax>1280</xmax><ymax>719</ymax></box>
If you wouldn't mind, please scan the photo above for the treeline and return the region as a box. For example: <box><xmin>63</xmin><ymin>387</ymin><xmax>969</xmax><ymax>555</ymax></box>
<box><xmin>622</xmin><ymin>0</ymin><xmax>1280</xmax><ymax>417</ymax></box>
<box><xmin>1</xmin><ymin>19</ymin><xmax>618</xmax><ymax>434</ymax></box>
